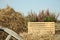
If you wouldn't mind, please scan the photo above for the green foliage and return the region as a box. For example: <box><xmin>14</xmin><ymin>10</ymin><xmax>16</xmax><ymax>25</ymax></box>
<box><xmin>44</xmin><ymin>16</ymin><xmax>56</xmax><ymax>22</ymax></box>
<box><xmin>25</xmin><ymin>11</ymin><xmax>38</xmax><ymax>22</ymax></box>
<box><xmin>37</xmin><ymin>10</ymin><xmax>57</xmax><ymax>22</ymax></box>
<box><xmin>37</xmin><ymin>10</ymin><xmax>45</xmax><ymax>22</ymax></box>
<box><xmin>25</xmin><ymin>10</ymin><xmax>59</xmax><ymax>22</ymax></box>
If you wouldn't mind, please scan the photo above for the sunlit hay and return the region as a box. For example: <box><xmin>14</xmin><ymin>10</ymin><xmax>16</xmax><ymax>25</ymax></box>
<box><xmin>0</xmin><ymin>6</ymin><xmax>27</xmax><ymax>40</ymax></box>
<box><xmin>20</xmin><ymin>31</ymin><xmax>55</xmax><ymax>40</ymax></box>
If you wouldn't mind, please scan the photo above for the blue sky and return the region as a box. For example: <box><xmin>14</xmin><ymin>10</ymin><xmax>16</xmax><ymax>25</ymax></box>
<box><xmin>0</xmin><ymin>0</ymin><xmax>60</xmax><ymax>20</ymax></box>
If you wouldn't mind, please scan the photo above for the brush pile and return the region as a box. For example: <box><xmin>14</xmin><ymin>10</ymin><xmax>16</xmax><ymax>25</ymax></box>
<box><xmin>0</xmin><ymin>6</ymin><xmax>27</xmax><ymax>40</ymax></box>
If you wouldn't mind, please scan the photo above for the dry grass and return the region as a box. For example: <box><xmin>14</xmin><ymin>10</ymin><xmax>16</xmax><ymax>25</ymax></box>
<box><xmin>19</xmin><ymin>32</ymin><xmax>55</xmax><ymax>40</ymax></box>
<box><xmin>0</xmin><ymin>6</ymin><xmax>27</xmax><ymax>40</ymax></box>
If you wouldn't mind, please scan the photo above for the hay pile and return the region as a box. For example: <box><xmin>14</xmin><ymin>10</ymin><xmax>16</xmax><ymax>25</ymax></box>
<box><xmin>0</xmin><ymin>6</ymin><xmax>27</xmax><ymax>40</ymax></box>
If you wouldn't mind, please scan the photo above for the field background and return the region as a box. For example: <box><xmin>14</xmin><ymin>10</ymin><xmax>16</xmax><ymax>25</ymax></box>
<box><xmin>0</xmin><ymin>6</ymin><xmax>60</xmax><ymax>40</ymax></box>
